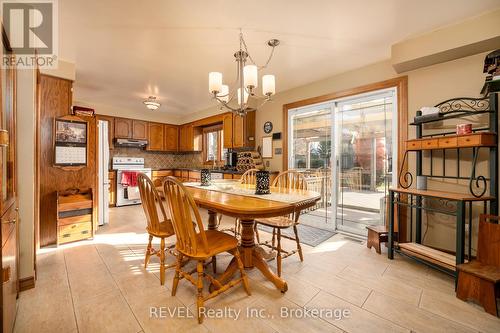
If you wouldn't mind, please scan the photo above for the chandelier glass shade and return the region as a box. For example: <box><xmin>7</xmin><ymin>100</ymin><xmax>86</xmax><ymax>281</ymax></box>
<box><xmin>208</xmin><ymin>32</ymin><xmax>279</xmax><ymax>116</ymax></box>
<box><xmin>143</xmin><ymin>96</ymin><xmax>161</xmax><ymax>110</ymax></box>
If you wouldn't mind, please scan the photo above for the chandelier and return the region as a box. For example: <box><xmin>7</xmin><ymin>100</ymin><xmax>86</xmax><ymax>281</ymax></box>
<box><xmin>208</xmin><ymin>32</ymin><xmax>279</xmax><ymax>116</ymax></box>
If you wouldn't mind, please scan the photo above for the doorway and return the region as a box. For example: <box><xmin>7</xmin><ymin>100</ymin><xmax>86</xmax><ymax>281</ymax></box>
<box><xmin>287</xmin><ymin>86</ymin><xmax>399</xmax><ymax>236</ymax></box>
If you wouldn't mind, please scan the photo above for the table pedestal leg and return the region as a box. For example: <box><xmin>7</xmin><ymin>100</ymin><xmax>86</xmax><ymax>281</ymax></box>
<box><xmin>208</xmin><ymin>210</ymin><xmax>218</xmax><ymax>230</ymax></box>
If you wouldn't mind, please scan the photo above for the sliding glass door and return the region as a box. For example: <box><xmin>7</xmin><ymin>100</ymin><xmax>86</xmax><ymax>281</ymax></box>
<box><xmin>288</xmin><ymin>102</ymin><xmax>334</xmax><ymax>230</ymax></box>
<box><xmin>334</xmin><ymin>90</ymin><xmax>396</xmax><ymax>235</ymax></box>
<box><xmin>288</xmin><ymin>88</ymin><xmax>397</xmax><ymax>236</ymax></box>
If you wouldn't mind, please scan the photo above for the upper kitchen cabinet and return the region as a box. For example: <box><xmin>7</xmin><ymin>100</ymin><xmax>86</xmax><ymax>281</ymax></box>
<box><xmin>114</xmin><ymin>118</ymin><xmax>148</xmax><ymax>140</ymax></box>
<box><xmin>164</xmin><ymin>124</ymin><xmax>179</xmax><ymax>151</ymax></box>
<box><xmin>114</xmin><ymin>118</ymin><xmax>133</xmax><ymax>138</ymax></box>
<box><xmin>147</xmin><ymin>122</ymin><xmax>165</xmax><ymax>151</ymax></box>
<box><xmin>179</xmin><ymin>123</ymin><xmax>202</xmax><ymax>152</ymax></box>
<box><xmin>132</xmin><ymin>120</ymin><xmax>148</xmax><ymax>140</ymax></box>
<box><xmin>222</xmin><ymin>113</ymin><xmax>233</xmax><ymax>149</ymax></box>
<box><xmin>232</xmin><ymin>110</ymin><xmax>255</xmax><ymax>148</ymax></box>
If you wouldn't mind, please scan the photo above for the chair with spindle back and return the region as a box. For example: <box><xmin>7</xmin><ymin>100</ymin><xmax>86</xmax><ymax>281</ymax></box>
<box><xmin>456</xmin><ymin>214</ymin><xmax>500</xmax><ymax>316</ymax></box>
<box><xmin>163</xmin><ymin>176</ymin><xmax>250</xmax><ymax>324</ymax></box>
<box><xmin>137</xmin><ymin>173</ymin><xmax>176</xmax><ymax>285</ymax></box>
<box><xmin>229</xmin><ymin>168</ymin><xmax>260</xmax><ymax>238</ymax></box>
<box><xmin>254</xmin><ymin>170</ymin><xmax>308</xmax><ymax>277</ymax></box>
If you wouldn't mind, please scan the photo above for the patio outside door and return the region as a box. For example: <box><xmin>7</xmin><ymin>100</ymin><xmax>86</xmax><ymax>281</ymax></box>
<box><xmin>288</xmin><ymin>102</ymin><xmax>335</xmax><ymax>231</ymax></box>
<box><xmin>333</xmin><ymin>89</ymin><xmax>396</xmax><ymax>236</ymax></box>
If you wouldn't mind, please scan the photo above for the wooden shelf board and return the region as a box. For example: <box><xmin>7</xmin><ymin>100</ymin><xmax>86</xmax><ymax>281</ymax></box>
<box><xmin>389</xmin><ymin>187</ymin><xmax>494</xmax><ymax>201</ymax></box>
<box><xmin>406</xmin><ymin>132</ymin><xmax>496</xmax><ymax>151</ymax></box>
<box><xmin>398</xmin><ymin>242</ymin><xmax>456</xmax><ymax>271</ymax></box>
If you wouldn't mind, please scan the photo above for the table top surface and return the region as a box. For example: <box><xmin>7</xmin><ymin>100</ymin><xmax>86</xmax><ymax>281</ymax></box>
<box><xmin>158</xmin><ymin>183</ymin><xmax>321</xmax><ymax>219</ymax></box>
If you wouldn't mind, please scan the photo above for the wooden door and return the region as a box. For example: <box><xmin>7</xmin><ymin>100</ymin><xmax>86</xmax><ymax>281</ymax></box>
<box><xmin>164</xmin><ymin>124</ymin><xmax>179</xmax><ymax>151</ymax></box>
<box><xmin>114</xmin><ymin>118</ymin><xmax>132</xmax><ymax>138</ymax></box>
<box><xmin>222</xmin><ymin>113</ymin><xmax>233</xmax><ymax>149</ymax></box>
<box><xmin>147</xmin><ymin>122</ymin><xmax>164</xmax><ymax>151</ymax></box>
<box><xmin>0</xmin><ymin>45</ymin><xmax>18</xmax><ymax>333</ymax></box>
<box><xmin>244</xmin><ymin>111</ymin><xmax>256</xmax><ymax>148</ymax></box>
<box><xmin>179</xmin><ymin>124</ymin><xmax>193</xmax><ymax>151</ymax></box>
<box><xmin>132</xmin><ymin>120</ymin><xmax>148</xmax><ymax>140</ymax></box>
<box><xmin>233</xmin><ymin>114</ymin><xmax>244</xmax><ymax>148</ymax></box>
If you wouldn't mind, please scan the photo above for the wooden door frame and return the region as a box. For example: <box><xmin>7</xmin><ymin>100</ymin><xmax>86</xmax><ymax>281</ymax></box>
<box><xmin>282</xmin><ymin>76</ymin><xmax>408</xmax><ymax>177</ymax></box>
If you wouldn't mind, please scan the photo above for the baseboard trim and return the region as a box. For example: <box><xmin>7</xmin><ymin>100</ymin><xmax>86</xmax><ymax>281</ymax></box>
<box><xmin>19</xmin><ymin>276</ymin><xmax>35</xmax><ymax>291</ymax></box>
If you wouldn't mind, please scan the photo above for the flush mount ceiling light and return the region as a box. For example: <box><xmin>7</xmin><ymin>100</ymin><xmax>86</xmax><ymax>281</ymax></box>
<box><xmin>143</xmin><ymin>96</ymin><xmax>161</xmax><ymax>110</ymax></box>
<box><xmin>208</xmin><ymin>31</ymin><xmax>279</xmax><ymax>117</ymax></box>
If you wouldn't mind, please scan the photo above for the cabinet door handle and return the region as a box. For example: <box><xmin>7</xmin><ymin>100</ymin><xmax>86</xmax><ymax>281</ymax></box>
<box><xmin>7</xmin><ymin>218</ymin><xmax>16</xmax><ymax>224</ymax></box>
<box><xmin>2</xmin><ymin>266</ymin><xmax>10</xmax><ymax>283</ymax></box>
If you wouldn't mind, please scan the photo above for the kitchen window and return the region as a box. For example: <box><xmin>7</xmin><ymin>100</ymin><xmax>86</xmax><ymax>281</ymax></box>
<box><xmin>203</xmin><ymin>125</ymin><xmax>226</xmax><ymax>163</ymax></box>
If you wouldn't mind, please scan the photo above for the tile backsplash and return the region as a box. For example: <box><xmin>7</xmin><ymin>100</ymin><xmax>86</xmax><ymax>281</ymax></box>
<box><xmin>111</xmin><ymin>147</ymin><xmax>203</xmax><ymax>170</ymax></box>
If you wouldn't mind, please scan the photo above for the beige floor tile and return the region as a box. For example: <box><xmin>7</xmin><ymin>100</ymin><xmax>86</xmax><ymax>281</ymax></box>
<box><xmin>74</xmin><ymin>289</ymin><xmax>142</xmax><ymax>333</ymax></box>
<box><xmin>363</xmin><ymin>291</ymin><xmax>475</xmax><ymax>333</ymax></box>
<box><xmin>294</xmin><ymin>265</ymin><xmax>371</xmax><ymax>306</ymax></box>
<box><xmin>420</xmin><ymin>288</ymin><xmax>500</xmax><ymax>333</ymax></box>
<box><xmin>68</xmin><ymin>268</ymin><xmax>119</xmax><ymax>305</ymax></box>
<box><xmin>307</xmin><ymin>291</ymin><xmax>409</xmax><ymax>333</ymax></box>
<box><xmin>337</xmin><ymin>266</ymin><xmax>422</xmax><ymax>306</ymax></box>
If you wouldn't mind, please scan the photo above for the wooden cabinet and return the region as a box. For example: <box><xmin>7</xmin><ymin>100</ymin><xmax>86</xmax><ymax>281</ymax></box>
<box><xmin>233</xmin><ymin>111</ymin><xmax>255</xmax><ymax>148</ymax></box>
<box><xmin>222</xmin><ymin>113</ymin><xmax>233</xmax><ymax>149</ymax></box>
<box><xmin>108</xmin><ymin>171</ymin><xmax>116</xmax><ymax>207</ymax></box>
<box><xmin>56</xmin><ymin>190</ymin><xmax>93</xmax><ymax>245</ymax></box>
<box><xmin>2</xmin><ymin>204</ymin><xmax>17</xmax><ymax>333</ymax></box>
<box><xmin>114</xmin><ymin>118</ymin><xmax>133</xmax><ymax>138</ymax></box>
<box><xmin>132</xmin><ymin>120</ymin><xmax>148</xmax><ymax>140</ymax></box>
<box><xmin>151</xmin><ymin>170</ymin><xmax>173</xmax><ymax>186</ymax></box>
<box><xmin>164</xmin><ymin>124</ymin><xmax>179</xmax><ymax>151</ymax></box>
<box><xmin>147</xmin><ymin>122</ymin><xmax>165</xmax><ymax>151</ymax></box>
<box><xmin>179</xmin><ymin>124</ymin><xmax>202</xmax><ymax>152</ymax></box>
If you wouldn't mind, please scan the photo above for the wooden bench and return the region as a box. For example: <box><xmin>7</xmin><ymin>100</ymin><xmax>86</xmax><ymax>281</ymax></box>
<box><xmin>366</xmin><ymin>225</ymin><xmax>388</xmax><ymax>254</ymax></box>
<box><xmin>456</xmin><ymin>214</ymin><xmax>500</xmax><ymax>316</ymax></box>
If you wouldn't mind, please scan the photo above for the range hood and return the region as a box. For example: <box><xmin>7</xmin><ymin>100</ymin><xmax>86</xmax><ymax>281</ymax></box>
<box><xmin>114</xmin><ymin>138</ymin><xmax>148</xmax><ymax>148</ymax></box>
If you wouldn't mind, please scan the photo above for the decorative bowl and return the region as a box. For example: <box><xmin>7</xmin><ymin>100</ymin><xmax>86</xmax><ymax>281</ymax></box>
<box><xmin>211</xmin><ymin>179</ymin><xmax>240</xmax><ymax>191</ymax></box>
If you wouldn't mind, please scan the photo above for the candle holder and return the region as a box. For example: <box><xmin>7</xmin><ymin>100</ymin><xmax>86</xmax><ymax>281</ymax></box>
<box><xmin>200</xmin><ymin>169</ymin><xmax>211</xmax><ymax>186</ymax></box>
<box><xmin>255</xmin><ymin>170</ymin><xmax>271</xmax><ymax>195</ymax></box>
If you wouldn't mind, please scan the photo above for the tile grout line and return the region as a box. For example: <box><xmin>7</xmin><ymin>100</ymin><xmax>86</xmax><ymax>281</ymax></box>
<box><xmin>94</xmin><ymin>243</ymin><xmax>145</xmax><ymax>332</ymax></box>
<box><xmin>63</xmin><ymin>249</ymin><xmax>80</xmax><ymax>333</ymax></box>
<box><xmin>360</xmin><ymin>289</ymin><xmax>373</xmax><ymax>308</ymax></box>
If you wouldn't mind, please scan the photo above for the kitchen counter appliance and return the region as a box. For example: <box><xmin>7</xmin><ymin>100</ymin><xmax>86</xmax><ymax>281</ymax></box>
<box><xmin>112</xmin><ymin>157</ymin><xmax>151</xmax><ymax>206</ymax></box>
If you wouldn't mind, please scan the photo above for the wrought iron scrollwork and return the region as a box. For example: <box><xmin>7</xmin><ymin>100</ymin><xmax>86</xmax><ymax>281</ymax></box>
<box><xmin>469</xmin><ymin>147</ymin><xmax>488</xmax><ymax>198</ymax></box>
<box><xmin>435</xmin><ymin>97</ymin><xmax>490</xmax><ymax>115</ymax></box>
<box><xmin>398</xmin><ymin>150</ymin><xmax>413</xmax><ymax>188</ymax></box>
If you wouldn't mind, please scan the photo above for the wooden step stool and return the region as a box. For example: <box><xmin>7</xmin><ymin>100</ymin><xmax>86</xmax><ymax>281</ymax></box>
<box><xmin>366</xmin><ymin>225</ymin><xmax>388</xmax><ymax>254</ymax></box>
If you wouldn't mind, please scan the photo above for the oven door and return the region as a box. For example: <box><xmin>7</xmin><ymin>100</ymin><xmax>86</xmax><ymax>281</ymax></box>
<box><xmin>115</xmin><ymin>169</ymin><xmax>151</xmax><ymax>206</ymax></box>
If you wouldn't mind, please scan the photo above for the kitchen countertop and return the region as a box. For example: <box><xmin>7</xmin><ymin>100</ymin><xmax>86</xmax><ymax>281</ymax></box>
<box><xmin>151</xmin><ymin>168</ymin><xmax>279</xmax><ymax>175</ymax></box>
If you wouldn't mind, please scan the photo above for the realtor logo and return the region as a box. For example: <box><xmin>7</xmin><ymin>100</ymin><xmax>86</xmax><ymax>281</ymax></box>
<box><xmin>1</xmin><ymin>0</ymin><xmax>58</xmax><ymax>68</ymax></box>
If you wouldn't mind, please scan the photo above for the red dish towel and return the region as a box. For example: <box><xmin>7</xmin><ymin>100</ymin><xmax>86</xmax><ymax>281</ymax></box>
<box><xmin>121</xmin><ymin>171</ymin><xmax>139</xmax><ymax>187</ymax></box>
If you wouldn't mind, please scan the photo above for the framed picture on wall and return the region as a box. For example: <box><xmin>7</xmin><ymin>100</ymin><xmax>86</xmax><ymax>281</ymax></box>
<box><xmin>54</xmin><ymin>118</ymin><xmax>88</xmax><ymax>166</ymax></box>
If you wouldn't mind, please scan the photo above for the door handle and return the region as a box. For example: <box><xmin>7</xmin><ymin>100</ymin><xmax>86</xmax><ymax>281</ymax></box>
<box><xmin>0</xmin><ymin>129</ymin><xmax>8</xmax><ymax>147</ymax></box>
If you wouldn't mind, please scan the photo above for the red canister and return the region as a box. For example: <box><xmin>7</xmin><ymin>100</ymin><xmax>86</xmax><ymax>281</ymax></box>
<box><xmin>456</xmin><ymin>124</ymin><xmax>472</xmax><ymax>135</ymax></box>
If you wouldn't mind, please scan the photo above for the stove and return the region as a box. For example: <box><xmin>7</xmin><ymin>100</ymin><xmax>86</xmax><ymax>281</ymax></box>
<box><xmin>112</xmin><ymin>157</ymin><xmax>151</xmax><ymax>207</ymax></box>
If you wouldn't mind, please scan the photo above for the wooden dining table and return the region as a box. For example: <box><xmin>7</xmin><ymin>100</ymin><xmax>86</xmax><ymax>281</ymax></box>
<box><xmin>158</xmin><ymin>182</ymin><xmax>320</xmax><ymax>293</ymax></box>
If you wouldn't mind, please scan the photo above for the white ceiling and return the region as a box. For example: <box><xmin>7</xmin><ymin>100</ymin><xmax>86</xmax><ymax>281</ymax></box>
<box><xmin>60</xmin><ymin>0</ymin><xmax>500</xmax><ymax>116</ymax></box>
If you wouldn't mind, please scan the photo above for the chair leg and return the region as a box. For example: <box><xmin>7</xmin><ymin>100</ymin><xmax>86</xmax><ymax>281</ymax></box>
<box><xmin>254</xmin><ymin>223</ymin><xmax>261</xmax><ymax>244</ymax></box>
<box><xmin>196</xmin><ymin>260</ymin><xmax>205</xmax><ymax>324</ymax></box>
<box><xmin>171</xmin><ymin>253</ymin><xmax>183</xmax><ymax>296</ymax></box>
<box><xmin>234</xmin><ymin>218</ymin><xmax>240</xmax><ymax>238</ymax></box>
<box><xmin>234</xmin><ymin>249</ymin><xmax>251</xmax><ymax>296</ymax></box>
<box><xmin>212</xmin><ymin>255</ymin><xmax>217</xmax><ymax>274</ymax></box>
<box><xmin>144</xmin><ymin>235</ymin><xmax>153</xmax><ymax>268</ymax></box>
<box><xmin>271</xmin><ymin>228</ymin><xmax>276</xmax><ymax>249</ymax></box>
<box><xmin>159</xmin><ymin>238</ymin><xmax>166</xmax><ymax>285</ymax></box>
<box><xmin>293</xmin><ymin>224</ymin><xmax>304</xmax><ymax>262</ymax></box>
<box><xmin>277</xmin><ymin>229</ymin><xmax>282</xmax><ymax>277</ymax></box>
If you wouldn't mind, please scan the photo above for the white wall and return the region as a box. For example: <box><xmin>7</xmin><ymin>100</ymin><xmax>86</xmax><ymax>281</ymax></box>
<box><xmin>17</xmin><ymin>68</ymin><xmax>37</xmax><ymax>280</ymax></box>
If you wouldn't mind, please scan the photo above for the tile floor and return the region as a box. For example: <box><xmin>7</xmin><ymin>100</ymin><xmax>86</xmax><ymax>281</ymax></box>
<box><xmin>14</xmin><ymin>205</ymin><xmax>500</xmax><ymax>333</ymax></box>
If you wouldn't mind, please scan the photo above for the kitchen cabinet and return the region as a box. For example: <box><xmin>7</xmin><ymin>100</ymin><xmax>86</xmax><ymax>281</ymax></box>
<box><xmin>132</xmin><ymin>120</ymin><xmax>148</xmax><ymax>140</ymax></box>
<box><xmin>151</xmin><ymin>170</ymin><xmax>173</xmax><ymax>186</ymax></box>
<box><xmin>114</xmin><ymin>118</ymin><xmax>133</xmax><ymax>138</ymax></box>
<box><xmin>222</xmin><ymin>113</ymin><xmax>233</xmax><ymax>149</ymax></box>
<box><xmin>189</xmin><ymin>171</ymin><xmax>201</xmax><ymax>182</ymax></box>
<box><xmin>233</xmin><ymin>111</ymin><xmax>255</xmax><ymax>148</ymax></box>
<box><xmin>164</xmin><ymin>124</ymin><xmax>179</xmax><ymax>151</ymax></box>
<box><xmin>179</xmin><ymin>124</ymin><xmax>202</xmax><ymax>152</ymax></box>
<box><xmin>147</xmin><ymin>122</ymin><xmax>165</xmax><ymax>151</ymax></box>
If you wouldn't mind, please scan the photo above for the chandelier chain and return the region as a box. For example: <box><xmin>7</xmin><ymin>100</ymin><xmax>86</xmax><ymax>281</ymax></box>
<box><xmin>239</xmin><ymin>32</ymin><xmax>276</xmax><ymax>70</ymax></box>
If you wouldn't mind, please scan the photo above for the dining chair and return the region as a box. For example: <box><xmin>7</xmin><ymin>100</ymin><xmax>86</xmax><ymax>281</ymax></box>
<box><xmin>163</xmin><ymin>176</ymin><xmax>251</xmax><ymax>324</ymax></box>
<box><xmin>228</xmin><ymin>168</ymin><xmax>260</xmax><ymax>238</ymax></box>
<box><xmin>137</xmin><ymin>173</ymin><xmax>176</xmax><ymax>285</ymax></box>
<box><xmin>456</xmin><ymin>214</ymin><xmax>500</xmax><ymax>316</ymax></box>
<box><xmin>254</xmin><ymin>170</ymin><xmax>307</xmax><ymax>277</ymax></box>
